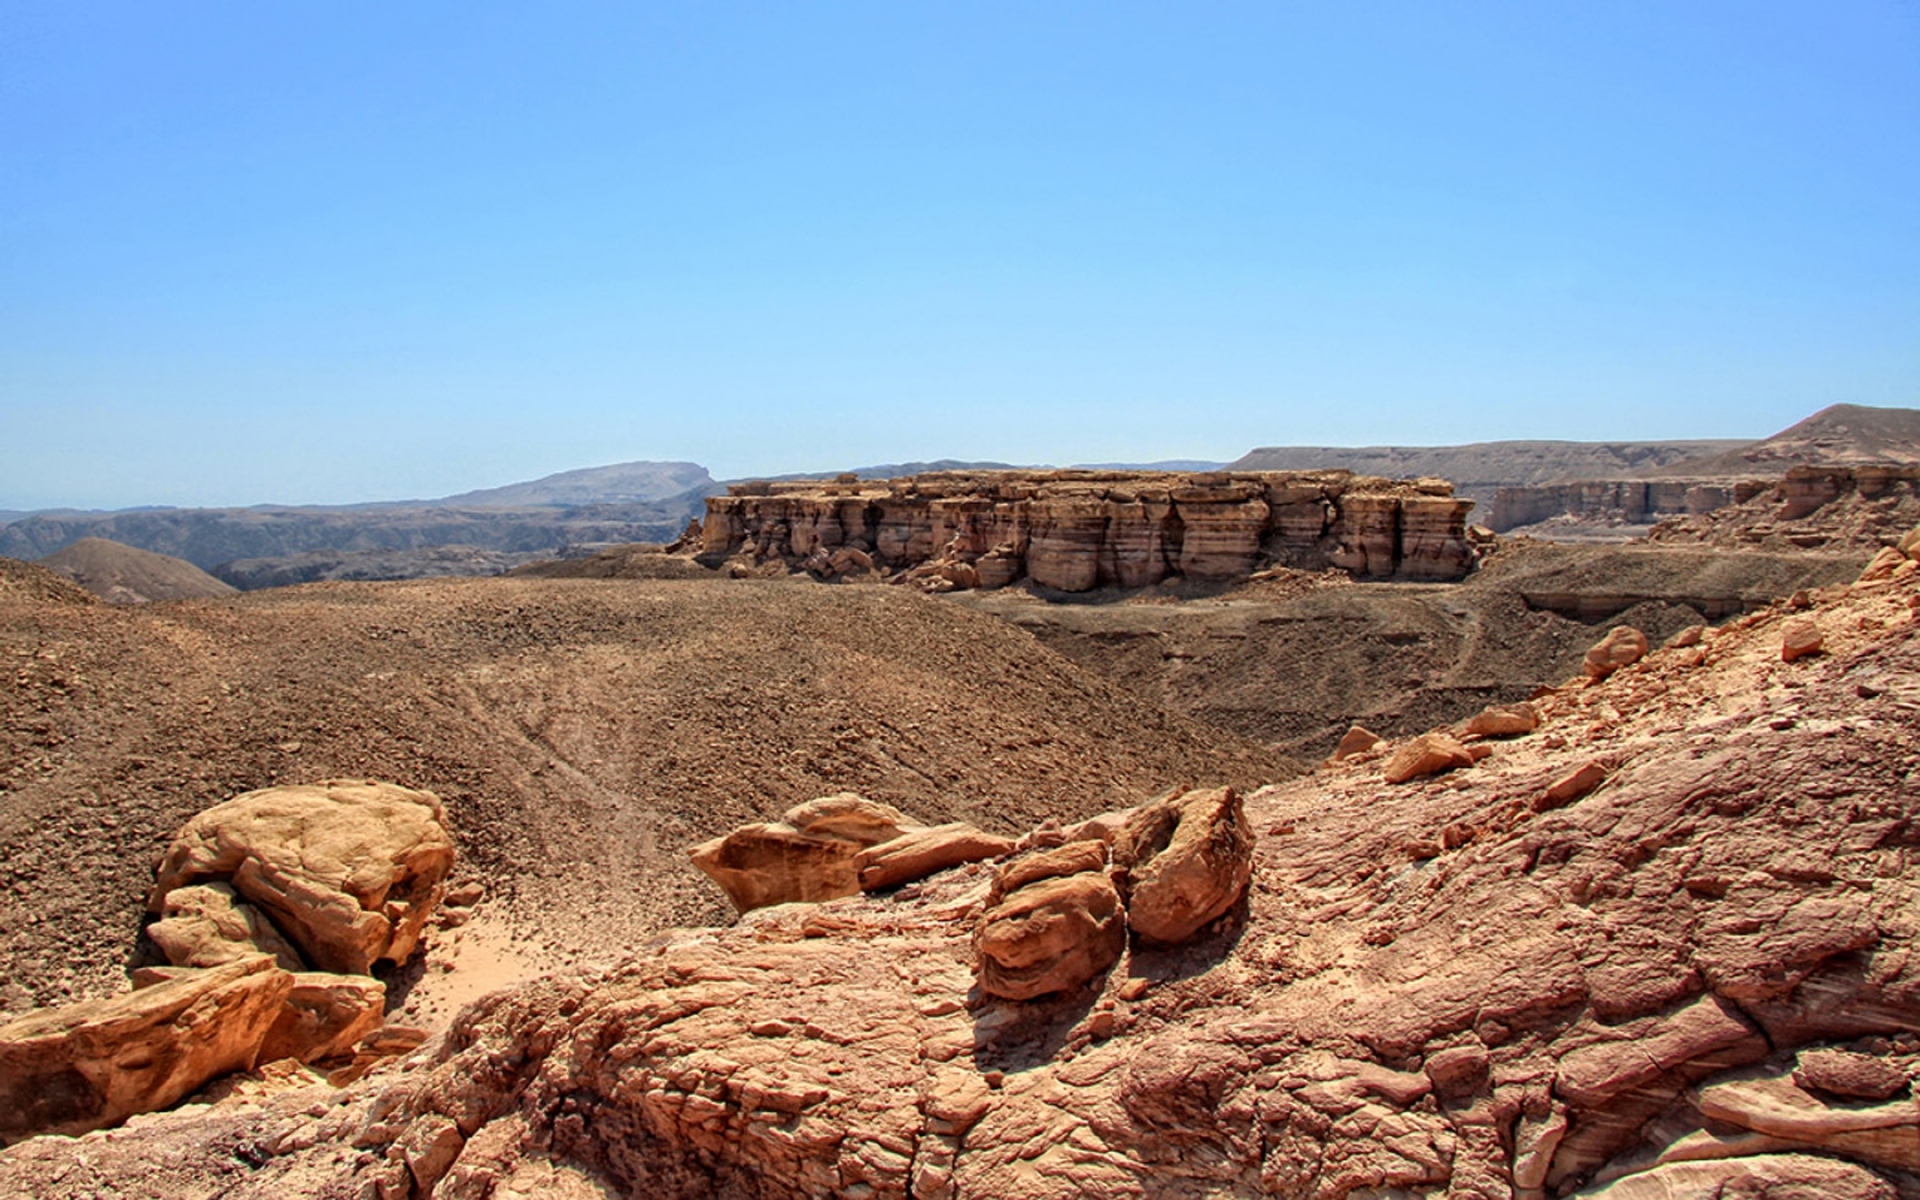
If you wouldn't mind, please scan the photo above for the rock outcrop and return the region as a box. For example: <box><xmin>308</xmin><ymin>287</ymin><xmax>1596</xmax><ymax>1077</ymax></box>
<box><xmin>700</xmin><ymin>469</ymin><xmax>1478</xmax><ymax>590</ymax></box>
<box><xmin>1583</xmin><ymin>625</ymin><xmax>1649</xmax><ymax>679</ymax></box>
<box><xmin>148</xmin><ymin>779</ymin><xmax>455</xmax><ymax>975</ymax></box>
<box><xmin>0</xmin><ymin>957</ymin><xmax>293</xmax><ymax>1143</ymax></box>
<box><xmin>689</xmin><ymin>794</ymin><xmax>921</xmax><ymax>913</ymax></box>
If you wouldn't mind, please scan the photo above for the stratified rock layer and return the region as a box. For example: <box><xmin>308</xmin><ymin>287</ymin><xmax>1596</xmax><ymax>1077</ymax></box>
<box><xmin>0</xmin><ymin>957</ymin><xmax>292</xmax><ymax>1144</ymax></box>
<box><xmin>701</xmin><ymin>469</ymin><xmax>1477</xmax><ymax>590</ymax></box>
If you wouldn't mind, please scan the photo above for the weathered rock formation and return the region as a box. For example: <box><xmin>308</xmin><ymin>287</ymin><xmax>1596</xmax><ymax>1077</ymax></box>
<box><xmin>700</xmin><ymin>469</ymin><xmax>1477</xmax><ymax>590</ymax></box>
<box><xmin>1112</xmin><ymin>786</ymin><xmax>1254</xmax><ymax>945</ymax></box>
<box><xmin>1583</xmin><ymin>625</ymin><xmax>1649</xmax><ymax>679</ymax></box>
<box><xmin>149</xmin><ymin>779</ymin><xmax>455</xmax><ymax>975</ymax></box>
<box><xmin>0</xmin><ymin>780</ymin><xmax>455</xmax><ymax>1145</ymax></box>
<box><xmin>690</xmin><ymin>794</ymin><xmax>1021</xmax><ymax>914</ymax></box>
<box><xmin>0</xmin><ymin>957</ymin><xmax>293</xmax><ymax>1144</ymax></box>
<box><xmin>974</xmin><ymin>841</ymin><xmax>1127</xmax><ymax>1001</ymax></box>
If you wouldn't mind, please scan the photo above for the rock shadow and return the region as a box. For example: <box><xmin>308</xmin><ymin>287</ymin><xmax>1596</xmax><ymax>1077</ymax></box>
<box><xmin>374</xmin><ymin>944</ymin><xmax>429</xmax><ymax>1015</ymax></box>
<box><xmin>967</xmin><ymin>981</ymin><xmax>1102</xmax><ymax>1075</ymax></box>
<box><xmin>1120</xmin><ymin>894</ymin><xmax>1253</xmax><ymax>989</ymax></box>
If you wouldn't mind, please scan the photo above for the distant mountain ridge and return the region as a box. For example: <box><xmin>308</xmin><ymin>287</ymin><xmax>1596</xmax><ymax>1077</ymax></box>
<box><xmin>1644</xmin><ymin>404</ymin><xmax>1920</xmax><ymax>478</ymax></box>
<box><xmin>433</xmin><ymin>461</ymin><xmax>713</xmax><ymax>507</ymax></box>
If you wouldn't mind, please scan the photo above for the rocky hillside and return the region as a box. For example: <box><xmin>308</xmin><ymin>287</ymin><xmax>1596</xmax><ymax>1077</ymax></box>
<box><xmin>36</xmin><ymin>537</ymin><xmax>238</xmax><ymax>603</ymax></box>
<box><xmin>1491</xmin><ymin>405</ymin><xmax>1920</xmax><ymax>534</ymax></box>
<box><xmin>0</xmin><ymin>500</ymin><xmax>707</xmax><ymax>573</ymax></box>
<box><xmin>0</xmin><ymin>570</ymin><xmax>1291</xmax><ymax>1020</ymax></box>
<box><xmin>1645</xmin><ymin>403</ymin><xmax>1920</xmax><ymax>479</ymax></box>
<box><xmin>957</xmin><ymin>540</ymin><xmax>1869</xmax><ymax>759</ymax></box>
<box><xmin>3</xmin><ymin>526</ymin><xmax>1917</xmax><ymax>1197</ymax></box>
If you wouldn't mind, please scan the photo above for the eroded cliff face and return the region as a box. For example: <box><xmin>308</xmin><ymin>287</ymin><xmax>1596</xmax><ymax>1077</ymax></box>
<box><xmin>700</xmin><ymin>470</ymin><xmax>1478</xmax><ymax>590</ymax></box>
<box><xmin>1489</xmin><ymin>466</ymin><xmax>1920</xmax><ymax>536</ymax></box>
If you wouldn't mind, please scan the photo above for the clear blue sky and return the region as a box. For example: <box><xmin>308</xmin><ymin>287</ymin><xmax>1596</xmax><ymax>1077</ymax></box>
<box><xmin>4</xmin><ymin>2</ymin><xmax>1916</xmax><ymax>509</ymax></box>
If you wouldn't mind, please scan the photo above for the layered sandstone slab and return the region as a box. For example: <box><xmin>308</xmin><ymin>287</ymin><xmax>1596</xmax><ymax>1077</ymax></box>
<box><xmin>0</xmin><ymin>957</ymin><xmax>293</xmax><ymax>1143</ymax></box>
<box><xmin>149</xmin><ymin>780</ymin><xmax>455</xmax><ymax>975</ymax></box>
<box><xmin>700</xmin><ymin>469</ymin><xmax>1476</xmax><ymax>591</ymax></box>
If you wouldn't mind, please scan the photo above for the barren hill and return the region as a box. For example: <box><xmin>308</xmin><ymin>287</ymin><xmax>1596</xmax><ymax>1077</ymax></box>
<box><xmin>0</xmin><ymin>571</ymin><xmax>1292</xmax><ymax>1020</ymax></box>
<box><xmin>1648</xmin><ymin>402</ymin><xmax>1920</xmax><ymax>478</ymax></box>
<box><xmin>36</xmin><ymin>537</ymin><xmax>238</xmax><ymax>604</ymax></box>
<box><xmin>1227</xmin><ymin>439</ymin><xmax>1748</xmax><ymax>514</ymax></box>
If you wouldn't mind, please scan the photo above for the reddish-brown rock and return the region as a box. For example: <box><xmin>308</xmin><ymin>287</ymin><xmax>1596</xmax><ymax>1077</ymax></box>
<box><xmin>1331</xmin><ymin>724</ymin><xmax>1382</xmax><ymax>760</ymax></box>
<box><xmin>700</xmin><ymin>469</ymin><xmax>1478</xmax><ymax>591</ymax></box>
<box><xmin>0</xmin><ymin>956</ymin><xmax>293</xmax><ymax>1143</ymax></box>
<box><xmin>1781</xmin><ymin>616</ymin><xmax>1824</xmax><ymax>661</ymax></box>
<box><xmin>689</xmin><ymin>793</ymin><xmax>919</xmax><ymax>914</ymax></box>
<box><xmin>1383</xmin><ymin>731</ymin><xmax>1475</xmax><ymax>784</ymax></box>
<box><xmin>853</xmin><ymin>823</ymin><xmax>1016</xmax><ymax>892</ymax></box>
<box><xmin>974</xmin><ymin>843</ymin><xmax>1124</xmax><ymax>1000</ymax></box>
<box><xmin>1113</xmin><ymin>786</ymin><xmax>1254</xmax><ymax>944</ymax></box>
<box><xmin>1463</xmin><ymin>701</ymin><xmax>1539</xmax><ymax>738</ymax></box>
<box><xmin>146</xmin><ymin>881</ymin><xmax>305</xmax><ymax>972</ymax></box>
<box><xmin>1584</xmin><ymin>625</ymin><xmax>1650</xmax><ymax>678</ymax></box>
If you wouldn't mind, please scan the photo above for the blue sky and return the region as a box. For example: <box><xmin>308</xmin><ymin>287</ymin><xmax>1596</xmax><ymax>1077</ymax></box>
<box><xmin>4</xmin><ymin>2</ymin><xmax>1917</xmax><ymax>509</ymax></box>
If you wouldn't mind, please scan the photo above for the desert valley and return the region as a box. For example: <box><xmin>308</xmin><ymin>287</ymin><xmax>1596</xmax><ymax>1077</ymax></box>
<box><xmin>4</xmin><ymin>403</ymin><xmax>1920</xmax><ymax>1199</ymax></box>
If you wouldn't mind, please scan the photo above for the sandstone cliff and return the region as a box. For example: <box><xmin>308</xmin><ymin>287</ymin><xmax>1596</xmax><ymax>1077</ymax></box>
<box><xmin>700</xmin><ymin>469</ymin><xmax>1478</xmax><ymax>590</ymax></box>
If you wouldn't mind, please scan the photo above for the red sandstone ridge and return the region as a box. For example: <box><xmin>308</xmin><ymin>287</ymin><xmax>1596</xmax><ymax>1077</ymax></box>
<box><xmin>699</xmin><ymin>469</ymin><xmax>1479</xmax><ymax>591</ymax></box>
<box><xmin>7</xmin><ymin>533</ymin><xmax>1920</xmax><ymax>1196</ymax></box>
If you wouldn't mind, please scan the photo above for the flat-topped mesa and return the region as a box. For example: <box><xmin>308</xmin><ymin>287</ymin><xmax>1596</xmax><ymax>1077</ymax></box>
<box><xmin>700</xmin><ymin>469</ymin><xmax>1476</xmax><ymax>590</ymax></box>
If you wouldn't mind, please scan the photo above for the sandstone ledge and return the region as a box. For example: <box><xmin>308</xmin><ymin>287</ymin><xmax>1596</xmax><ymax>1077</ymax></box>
<box><xmin>700</xmin><ymin>469</ymin><xmax>1477</xmax><ymax>590</ymax></box>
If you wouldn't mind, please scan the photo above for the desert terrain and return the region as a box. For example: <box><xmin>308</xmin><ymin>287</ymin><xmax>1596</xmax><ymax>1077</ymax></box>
<box><xmin>3</xmin><ymin>413</ymin><xmax>1920</xmax><ymax>1198</ymax></box>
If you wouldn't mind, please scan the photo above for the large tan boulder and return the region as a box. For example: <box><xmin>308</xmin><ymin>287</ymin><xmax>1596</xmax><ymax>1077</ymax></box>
<box><xmin>149</xmin><ymin>780</ymin><xmax>454</xmax><ymax>975</ymax></box>
<box><xmin>145</xmin><ymin>881</ymin><xmax>305</xmax><ymax>971</ymax></box>
<box><xmin>974</xmin><ymin>841</ymin><xmax>1125</xmax><ymax>1001</ymax></box>
<box><xmin>0</xmin><ymin>956</ymin><xmax>293</xmax><ymax>1143</ymax></box>
<box><xmin>691</xmin><ymin>793</ymin><xmax>921</xmax><ymax>914</ymax></box>
<box><xmin>1113</xmin><ymin>787</ymin><xmax>1254</xmax><ymax>945</ymax></box>
<box><xmin>1463</xmin><ymin>702</ymin><xmax>1539</xmax><ymax>739</ymax></box>
<box><xmin>1584</xmin><ymin>626</ymin><xmax>1650</xmax><ymax>679</ymax></box>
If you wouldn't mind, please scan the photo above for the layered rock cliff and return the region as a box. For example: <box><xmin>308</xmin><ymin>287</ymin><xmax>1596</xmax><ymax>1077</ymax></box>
<box><xmin>700</xmin><ymin>470</ymin><xmax>1478</xmax><ymax>590</ymax></box>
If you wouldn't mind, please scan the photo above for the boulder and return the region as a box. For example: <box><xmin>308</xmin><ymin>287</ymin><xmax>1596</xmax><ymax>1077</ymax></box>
<box><xmin>146</xmin><ymin>881</ymin><xmax>305</xmax><ymax>971</ymax></box>
<box><xmin>1383</xmin><ymin>732</ymin><xmax>1474</xmax><ymax>785</ymax></box>
<box><xmin>0</xmin><ymin>956</ymin><xmax>293</xmax><ymax>1143</ymax></box>
<box><xmin>149</xmin><ymin>780</ymin><xmax>455</xmax><ymax>975</ymax></box>
<box><xmin>1463</xmin><ymin>702</ymin><xmax>1539</xmax><ymax>739</ymax></box>
<box><xmin>1781</xmin><ymin>617</ymin><xmax>1824</xmax><ymax>662</ymax></box>
<box><xmin>1584</xmin><ymin>626</ymin><xmax>1649</xmax><ymax>679</ymax></box>
<box><xmin>257</xmin><ymin>973</ymin><xmax>387</xmax><ymax>1065</ymax></box>
<box><xmin>974</xmin><ymin>843</ymin><xmax>1125</xmax><ymax>1000</ymax></box>
<box><xmin>691</xmin><ymin>793</ymin><xmax>923</xmax><ymax>914</ymax></box>
<box><xmin>1113</xmin><ymin>787</ymin><xmax>1254</xmax><ymax>945</ymax></box>
<box><xmin>1331</xmin><ymin>725</ymin><xmax>1382</xmax><ymax>760</ymax></box>
<box><xmin>853</xmin><ymin>823</ymin><xmax>1017</xmax><ymax>892</ymax></box>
